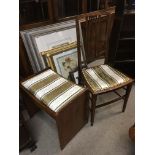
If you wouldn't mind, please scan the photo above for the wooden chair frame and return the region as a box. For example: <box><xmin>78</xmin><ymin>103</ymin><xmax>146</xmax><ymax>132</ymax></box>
<box><xmin>76</xmin><ymin>10</ymin><xmax>133</xmax><ymax>126</ymax></box>
<box><xmin>20</xmin><ymin>68</ymin><xmax>89</xmax><ymax>149</ymax></box>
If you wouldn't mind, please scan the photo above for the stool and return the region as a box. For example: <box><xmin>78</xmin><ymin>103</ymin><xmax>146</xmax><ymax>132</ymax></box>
<box><xmin>20</xmin><ymin>69</ymin><xmax>88</xmax><ymax>149</ymax></box>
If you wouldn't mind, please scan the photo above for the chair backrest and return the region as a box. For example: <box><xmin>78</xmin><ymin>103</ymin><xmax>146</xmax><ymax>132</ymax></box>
<box><xmin>76</xmin><ymin>9</ymin><xmax>115</xmax><ymax>69</ymax></box>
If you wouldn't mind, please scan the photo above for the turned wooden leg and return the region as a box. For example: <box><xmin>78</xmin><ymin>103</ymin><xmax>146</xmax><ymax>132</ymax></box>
<box><xmin>91</xmin><ymin>95</ymin><xmax>97</xmax><ymax>126</ymax></box>
<box><xmin>122</xmin><ymin>84</ymin><xmax>132</xmax><ymax>112</ymax></box>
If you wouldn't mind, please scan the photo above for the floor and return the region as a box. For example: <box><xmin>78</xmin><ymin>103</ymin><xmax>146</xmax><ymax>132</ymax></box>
<box><xmin>20</xmin><ymin>85</ymin><xmax>135</xmax><ymax>155</ymax></box>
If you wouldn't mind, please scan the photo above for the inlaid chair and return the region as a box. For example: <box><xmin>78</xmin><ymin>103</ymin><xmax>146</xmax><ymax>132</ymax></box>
<box><xmin>76</xmin><ymin>10</ymin><xmax>133</xmax><ymax>126</ymax></box>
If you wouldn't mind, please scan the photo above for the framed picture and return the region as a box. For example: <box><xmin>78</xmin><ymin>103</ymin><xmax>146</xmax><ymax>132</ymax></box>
<box><xmin>20</xmin><ymin>23</ymin><xmax>56</xmax><ymax>72</ymax></box>
<box><xmin>20</xmin><ymin>20</ymin><xmax>76</xmax><ymax>73</ymax></box>
<box><xmin>43</xmin><ymin>42</ymin><xmax>78</xmax><ymax>79</ymax></box>
<box><xmin>69</xmin><ymin>69</ymin><xmax>79</xmax><ymax>84</ymax></box>
<box><xmin>33</xmin><ymin>25</ymin><xmax>76</xmax><ymax>53</ymax></box>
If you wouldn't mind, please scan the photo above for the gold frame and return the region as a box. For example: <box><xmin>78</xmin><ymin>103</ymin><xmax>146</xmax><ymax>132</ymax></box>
<box><xmin>41</xmin><ymin>41</ymin><xmax>77</xmax><ymax>72</ymax></box>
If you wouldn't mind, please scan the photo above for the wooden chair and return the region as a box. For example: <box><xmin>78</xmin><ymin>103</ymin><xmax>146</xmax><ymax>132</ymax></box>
<box><xmin>76</xmin><ymin>10</ymin><xmax>133</xmax><ymax>126</ymax></box>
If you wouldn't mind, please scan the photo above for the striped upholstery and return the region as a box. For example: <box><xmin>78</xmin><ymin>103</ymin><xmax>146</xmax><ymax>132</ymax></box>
<box><xmin>22</xmin><ymin>69</ymin><xmax>85</xmax><ymax>112</ymax></box>
<box><xmin>82</xmin><ymin>65</ymin><xmax>131</xmax><ymax>93</ymax></box>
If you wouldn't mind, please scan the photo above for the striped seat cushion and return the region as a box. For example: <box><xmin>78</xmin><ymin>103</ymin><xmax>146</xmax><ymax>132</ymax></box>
<box><xmin>22</xmin><ymin>69</ymin><xmax>85</xmax><ymax>112</ymax></box>
<box><xmin>82</xmin><ymin>64</ymin><xmax>131</xmax><ymax>93</ymax></box>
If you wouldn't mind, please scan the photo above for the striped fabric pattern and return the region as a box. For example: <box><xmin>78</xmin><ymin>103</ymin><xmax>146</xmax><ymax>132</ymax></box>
<box><xmin>22</xmin><ymin>69</ymin><xmax>85</xmax><ymax>112</ymax></box>
<box><xmin>82</xmin><ymin>64</ymin><xmax>130</xmax><ymax>93</ymax></box>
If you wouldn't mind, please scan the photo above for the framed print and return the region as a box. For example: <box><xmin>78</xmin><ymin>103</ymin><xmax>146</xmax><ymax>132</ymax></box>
<box><xmin>33</xmin><ymin>26</ymin><xmax>76</xmax><ymax>52</ymax></box>
<box><xmin>69</xmin><ymin>69</ymin><xmax>79</xmax><ymax>84</ymax></box>
<box><xmin>31</xmin><ymin>24</ymin><xmax>76</xmax><ymax>72</ymax></box>
<box><xmin>53</xmin><ymin>48</ymin><xmax>77</xmax><ymax>78</ymax></box>
<box><xmin>20</xmin><ymin>20</ymin><xmax>76</xmax><ymax>73</ymax></box>
<box><xmin>20</xmin><ymin>23</ymin><xmax>56</xmax><ymax>72</ymax></box>
<box><xmin>44</xmin><ymin>43</ymin><xmax>78</xmax><ymax>79</ymax></box>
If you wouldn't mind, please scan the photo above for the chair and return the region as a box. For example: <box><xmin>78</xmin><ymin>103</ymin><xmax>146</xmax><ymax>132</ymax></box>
<box><xmin>76</xmin><ymin>10</ymin><xmax>133</xmax><ymax>126</ymax></box>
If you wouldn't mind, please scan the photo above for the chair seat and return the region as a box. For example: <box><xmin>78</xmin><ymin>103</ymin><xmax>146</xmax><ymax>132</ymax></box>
<box><xmin>22</xmin><ymin>69</ymin><xmax>85</xmax><ymax>112</ymax></box>
<box><xmin>82</xmin><ymin>64</ymin><xmax>132</xmax><ymax>94</ymax></box>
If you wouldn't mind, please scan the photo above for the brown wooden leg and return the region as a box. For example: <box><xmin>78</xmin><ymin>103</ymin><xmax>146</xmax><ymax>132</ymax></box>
<box><xmin>91</xmin><ymin>94</ymin><xmax>97</xmax><ymax>126</ymax></box>
<box><xmin>122</xmin><ymin>84</ymin><xmax>132</xmax><ymax>112</ymax></box>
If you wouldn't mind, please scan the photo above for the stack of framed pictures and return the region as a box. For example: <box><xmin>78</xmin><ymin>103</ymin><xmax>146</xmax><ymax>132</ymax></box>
<box><xmin>20</xmin><ymin>8</ymin><xmax>115</xmax><ymax>84</ymax></box>
<box><xmin>20</xmin><ymin>20</ymin><xmax>77</xmax><ymax>74</ymax></box>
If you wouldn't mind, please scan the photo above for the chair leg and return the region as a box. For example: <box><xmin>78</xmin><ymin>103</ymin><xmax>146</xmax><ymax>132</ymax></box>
<box><xmin>122</xmin><ymin>84</ymin><xmax>132</xmax><ymax>112</ymax></box>
<box><xmin>91</xmin><ymin>94</ymin><xmax>97</xmax><ymax>126</ymax></box>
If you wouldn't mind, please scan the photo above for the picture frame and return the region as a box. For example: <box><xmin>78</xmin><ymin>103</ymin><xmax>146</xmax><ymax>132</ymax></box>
<box><xmin>20</xmin><ymin>20</ymin><xmax>76</xmax><ymax>73</ymax></box>
<box><xmin>69</xmin><ymin>69</ymin><xmax>79</xmax><ymax>84</ymax></box>
<box><xmin>42</xmin><ymin>42</ymin><xmax>78</xmax><ymax>79</ymax></box>
<box><xmin>20</xmin><ymin>8</ymin><xmax>115</xmax><ymax>73</ymax></box>
<box><xmin>20</xmin><ymin>23</ymin><xmax>57</xmax><ymax>72</ymax></box>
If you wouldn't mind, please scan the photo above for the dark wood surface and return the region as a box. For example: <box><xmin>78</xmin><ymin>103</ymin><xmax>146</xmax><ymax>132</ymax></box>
<box><xmin>108</xmin><ymin>0</ymin><xmax>125</xmax><ymax>64</ymax></box>
<box><xmin>19</xmin><ymin>0</ymin><xmax>49</xmax><ymax>25</ymax></box>
<box><xmin>114</xmin><ymin>10</ymin><xmax>135</xmax><ymax>78</ymax></box>
<box><xmin>47</xmin><ymin>0</ymin><xmax>58</xmax><ymax>22</ymax></box>
<box><xmin>107</xmin><ymin>0</ymin><xmax>135</xmax><ymax>78</ymax></box>
<box><xmin>56</xmin><ymin>90</ymin><xmax>88</xmax><ymax>149</ymax></box>
<box><xmin>82</xmin><ymin>0</ymin><xmax>88</xmax><ymax>13</ymax></box>
<box><xmin>19</xmin><ymin>0</ymin><xmax>97</xmax><ymax>25</ymax></box>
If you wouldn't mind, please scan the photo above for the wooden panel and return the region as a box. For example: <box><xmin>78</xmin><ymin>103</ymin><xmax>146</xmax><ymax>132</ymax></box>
<box><xmin>20</xmin><ymin>20</ymin><xmax>52</xmax><ymax>31</ymax></box>
<box><xmin>108</xmin><ymin>0</ymin><xmax>125</xmax><ymax>63</ymax></box>
<box><xmin>77</xmin><ymin>9</ymin><xmax>115</xmax><ymax>64</ymax></box>
<box><xmin>56</xmin><ymin>90</ymin><xmax>88</xmax><ymax>149</ymax></box>
<box><xmin>48</xmin><ymin>0</ymin><xmax>59</xmax><ymax>22</ymax></box>
<box><xmin>81</xmin><ymin>17</ymin><xmax>108</xmax><ymax>62</ymax></box>
<box><xmin>120</xmin><ymin>11</ymin><xmax>135</xmax><ymax>38</ymax></box>
<box><xmin>114</xmin><ymin>10</ymin><xmax>135</xmax><ymax>79</ymax></box>
<box><xmin>82</xmin><ymin>0</ymin><xmax>87</xmax><ymax>13</ymax></box>
<box><xmin>19</xmin><ymin>0</ymin><xmax>49</xmax><ymax>25</ymax></box>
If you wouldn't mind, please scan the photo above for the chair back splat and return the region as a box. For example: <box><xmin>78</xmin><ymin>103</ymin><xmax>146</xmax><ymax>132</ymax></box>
<box><xmin>76</xmin><ymin>9</ymin><xmax>115</xmax><ymax>70</ymax></box>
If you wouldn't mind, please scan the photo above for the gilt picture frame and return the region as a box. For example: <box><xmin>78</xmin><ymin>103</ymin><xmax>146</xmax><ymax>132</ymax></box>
<box><xmin>42</xmin><ymin>42</ymin><xmax>78</xmax><ymax>79</ymax></box>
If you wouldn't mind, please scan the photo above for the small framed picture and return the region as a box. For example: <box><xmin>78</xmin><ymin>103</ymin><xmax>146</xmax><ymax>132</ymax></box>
<box><xmin>69</xmin><ymin>69</ymin><xmax>79</xmax><ymax>84</ymax></box>
<box><xmin>20</xmin><ymin>20</ymin><xmax>76</xmax><ymax>73</ymax></box>
<box><xmin>42</xmin><ymin>43</ymin><xmax>78</xmax><ymax>79</ymax></box>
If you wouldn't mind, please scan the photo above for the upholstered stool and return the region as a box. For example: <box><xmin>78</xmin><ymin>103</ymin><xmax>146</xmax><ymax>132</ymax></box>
<box><xmin>20</xmin><ymin>69</ymin><xmax>88</xmax><ymax>149</ymax></box>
